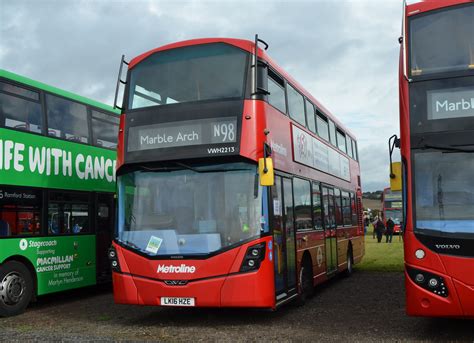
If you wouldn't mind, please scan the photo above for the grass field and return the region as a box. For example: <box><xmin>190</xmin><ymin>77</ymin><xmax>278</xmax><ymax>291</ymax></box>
<box><xmin>356</xmin><ymin>226</ymin><xmax>404</xmax><ymax>272</ymax></box>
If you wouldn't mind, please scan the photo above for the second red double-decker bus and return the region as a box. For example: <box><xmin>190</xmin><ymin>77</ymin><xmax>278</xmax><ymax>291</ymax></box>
<box><xmin>396</xmin><ymin>0</ymin><xmax>474</xmax><ymax>317</ymax></box>
<box><xmin>381</xmin><ymin>187</ymin><xmax>403</xmax><ymax>234</ymax></box>
<box><xmin>110</xmin><ymin>37</ymin><xmax>364</xmax><ymax>309</ymax></box>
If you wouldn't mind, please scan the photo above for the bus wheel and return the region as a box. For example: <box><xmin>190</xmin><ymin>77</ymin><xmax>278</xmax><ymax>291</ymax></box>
<box><xmin>345</xmin><ymin>248</ymin><xmax>353</xmax><ymax>277</ymax></box>
<box><xmin>0</xmin><ymin>261</ymin><xmax>34</xmax><ymax>317</ymax></box>
<box><xmin>296</xmin><ymin>258</ymin><xmax>313</xmax><ymax>305</ymax></box>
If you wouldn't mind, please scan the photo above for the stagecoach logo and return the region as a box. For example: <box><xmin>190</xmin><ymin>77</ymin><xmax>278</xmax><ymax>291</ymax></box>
<box><xmin>157</xmin><ymin>264</ymin><xmax>196</xmax><ymax>274</ymax></box>
<box><xmin>435</xmin><ymin>244</ymin><xmax>461</xmax><ymax>250</ymax></box>
<box><xmin>19</xmin><ymin>239</ymin><xmax>28</xmax><ymax>251</ymax></box>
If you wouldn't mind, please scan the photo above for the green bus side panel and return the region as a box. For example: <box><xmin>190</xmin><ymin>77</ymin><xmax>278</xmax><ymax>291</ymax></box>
<box><xmin>0</xmin><ymin>128</ymin><xmax>116</xmax><ymax>193</ymax></box>
<box><xmin>0</xmin><ymin>235</ymin><xmax>96</xmax><ymax>295</ymax></box>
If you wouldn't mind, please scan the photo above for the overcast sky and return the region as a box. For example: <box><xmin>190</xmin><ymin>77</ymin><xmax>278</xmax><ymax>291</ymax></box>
<box><xmin>0</xmin><ymin>0</ymin><xmax>403</xmax><ymax>191</ymax></box>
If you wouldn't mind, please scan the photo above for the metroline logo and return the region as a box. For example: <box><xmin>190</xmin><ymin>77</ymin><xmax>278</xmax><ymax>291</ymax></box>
<box><xmin>157</xmin><ymin>264</ymin><xmax>196</xmax><ymax>273</ymax></box>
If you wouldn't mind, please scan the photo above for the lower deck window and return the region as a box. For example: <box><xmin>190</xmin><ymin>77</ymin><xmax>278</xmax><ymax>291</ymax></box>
<box><xmin>0</xmin><ymin>187</ymin><xmax>42</xmax><ymax>237</ymax></box>
<box><xmin>48</xmin><ymin>192</ymin><xmax>90</xmax><ymax>234</ymax></box>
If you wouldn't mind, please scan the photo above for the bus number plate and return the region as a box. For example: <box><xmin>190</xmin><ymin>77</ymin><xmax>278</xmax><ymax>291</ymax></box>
<box><xmin>160</xmin><ymin>297</ymin><xmax>195</xmax><ymax>307</ymax></box>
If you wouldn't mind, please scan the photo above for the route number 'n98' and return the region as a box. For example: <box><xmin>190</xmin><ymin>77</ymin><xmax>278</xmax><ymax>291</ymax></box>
<box><xmin>213</xmin><ymin>122</ymin><xmax>235</xmax><ymax>142</ymax></box>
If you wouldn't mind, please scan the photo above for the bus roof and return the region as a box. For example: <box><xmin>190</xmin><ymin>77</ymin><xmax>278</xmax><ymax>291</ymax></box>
<box><xmin>0</xmin><ymin>69</ymin><xmax>120</xmax><ymax>115</ymax></box>
<box><xmin>406</xmin><ymin>0</ymin><xmax>472</xmax><ymax>16</ymax></box>
<box><xmin>128</xmin><ymin>38</ymin><xmax>356</xmax><ymax>140</ymax></box>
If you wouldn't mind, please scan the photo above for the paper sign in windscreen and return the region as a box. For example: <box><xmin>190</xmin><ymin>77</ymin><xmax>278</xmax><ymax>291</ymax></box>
<box><xmin>145</xmin><ymin>236</ymin><xmax>163</xmax><ymax>254</ymax></box>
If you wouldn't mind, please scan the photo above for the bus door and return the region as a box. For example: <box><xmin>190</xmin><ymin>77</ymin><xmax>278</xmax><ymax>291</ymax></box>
<box><xmin>95</xmin><ymin>193</ymin><xmax>115</xmax><ymax>279</ymax></box>
<box><xmin>322</xmin><ymin>187</ymin><xmax>337</xmax><ymax>274</ymax></box>
<box><xmin>272</xmin><ymin>176</ymin><xmax>297</xmax><ymax>301</ymax></box>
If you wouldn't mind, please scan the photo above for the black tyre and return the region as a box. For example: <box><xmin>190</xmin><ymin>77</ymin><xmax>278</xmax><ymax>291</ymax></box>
<box><xmin>296</xmin><ymin>258</ymin><xmax>313</xmax><ymax>305</ymax></box>
<box><xmin>0</xmin><ymin>261</ymin><xmax>34</xmax><ymax>317</ymax></box>
<box><xmin>345</xmin><ymin>248</ymin><xmax>354</xmax><ymax>277</ymax></box>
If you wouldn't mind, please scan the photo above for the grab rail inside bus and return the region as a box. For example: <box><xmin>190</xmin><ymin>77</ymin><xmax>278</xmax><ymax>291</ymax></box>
<box><xmin>113</xmin><ymin>54</ymin><xmax>129</xmax><ymax>111</ymax></box>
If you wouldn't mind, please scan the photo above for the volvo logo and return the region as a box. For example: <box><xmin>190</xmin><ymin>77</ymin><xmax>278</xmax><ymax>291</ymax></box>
<box><xmin>435</xmin><ymin>244</ymin><xmax>461</xmax><ymax>250</ymax></box>
<box><xmin>164</xmin><ymin>280</ymin><xmax>188</xmax><ymax>286</ymax></box>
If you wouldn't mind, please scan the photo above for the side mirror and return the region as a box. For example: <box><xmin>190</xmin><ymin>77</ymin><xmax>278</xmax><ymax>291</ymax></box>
<box><xmin>390</xmin><ymin>162</ymin><xmax>402</xmax><ymax>191</ymax></box>
<box><xmin>258</xmin><ymin>158</ymin><xmax>274</xmax><ymax>186</ymax></box>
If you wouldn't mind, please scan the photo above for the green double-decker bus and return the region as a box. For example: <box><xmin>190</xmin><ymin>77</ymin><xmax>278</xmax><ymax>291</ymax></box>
<box><xmin>0</xmin><ymin>69</ymin><xmax>120</xmax><ymax>317</ymax></box>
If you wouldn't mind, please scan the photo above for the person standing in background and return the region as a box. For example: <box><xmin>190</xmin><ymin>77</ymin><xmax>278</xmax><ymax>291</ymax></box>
<box><xmin>372</xmin><ymin>216</ymin><xmax>377</xmax><ymax>239</ymax></box>
<box><xmin>374</xmin><ymin>216</ymin><xmax>385</xmax><ymax>243</ymax></box>
<box><xmin>386</xmin><ymin>217</ymin><xmax>395</xmax><ymax>243</ymax></box>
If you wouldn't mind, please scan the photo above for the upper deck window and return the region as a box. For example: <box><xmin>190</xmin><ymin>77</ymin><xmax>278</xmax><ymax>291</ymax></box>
<box><xmin>409</xmin><ymin>4</ymin><xmax>474</xmax><ymax>77</ymax></box>
<box><xmin>46</xmin><ymin>94</ymin><xmax>89</xmax><ymax>143</ymax></box>
<box><xmin>316</xmin><ymin>110</ymin><xmax>329</xmax><ymax>141</ymax></box>
<box><xmin>0</xmin><ymin>82</ymin><xmax>39</xmax><ymax>101</ymax></box>
<box><xmin>305</xmin><ymin>99</ymin><xmax>316</xmax><ymax>133</ymax></box>
<box><xmin>346</xmin><ymin>135</ymin><xmax>353</xmax><ymax>159</ymax></box>
<box><xmin>336</xmin><ymin>129</ymin><xmax>347</xmax><ymax>154</ymax></box>
<box><xmin>268</xmin><ymin>70</ymin><xmax>286</xmax><ymax>114</ymax></box>
<box><xmin>287</xmin><ymin>84</ymin><xmax>306</xmax><ymax>126</ymax></box>
<box><xmin>128</xmin><ymin>43</ymin><xmax>248</xmax><ymax>110</ymax></box>
<box><xmin>91</xmin><ymin>110</ymin><xmax>119</xmax><ymax>149</ymax></box>
<box><xmin>352</xmin><ymin>138</ymin><xmax>358</xmax><ymax>161</ymax></box>
<box><xmin>0</xmin><ymin>82</ymin><xmax>42</xmax><ymax>134</ymax></box>
<box><xmin>328</xmin><ymin>119</ymin><xmax>337</xmax><ymax>146</ymax></box>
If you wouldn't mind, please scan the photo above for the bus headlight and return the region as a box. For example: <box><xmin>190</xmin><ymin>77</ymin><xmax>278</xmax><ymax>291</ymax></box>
<box><xmin>406</xmin><ymin>266</ymin><xmax>448</xmax><ymax>298</ymax></box>
<box><xmin>240</xmin><ymin>243</ymin><xmax>266</xmax><ymax>272</ymax></box>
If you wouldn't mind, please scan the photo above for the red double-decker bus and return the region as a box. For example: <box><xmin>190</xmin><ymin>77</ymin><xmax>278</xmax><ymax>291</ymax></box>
<box><xmin>381</xmin><ymin>188</ymin><xmax>402</xmax><ymax>234</ymax></box>
<box><xmin>109</xmin><ymin>37</ymin><xmax>364</xmax><ymax>309</ymax></box>
<box><xmin>396</xmin><ymin>0</ymin><xmax>474</xmax><ymax>317</ymax></box>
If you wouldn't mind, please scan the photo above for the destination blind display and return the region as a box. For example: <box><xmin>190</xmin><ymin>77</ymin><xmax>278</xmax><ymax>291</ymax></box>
<box><xmin>427</xmin><ymin>86</ymin><xmax>474</xmax><ymax>120</ymax></box>
<box><xmin>128</xmin><ymin>117</ymin><xmax>237</xmax><ymax>152</ymax></box>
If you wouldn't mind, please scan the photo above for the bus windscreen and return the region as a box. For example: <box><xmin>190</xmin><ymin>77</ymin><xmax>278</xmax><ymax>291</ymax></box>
<box><xmin>414</xmin><ymin>151</ymin><xmax>474</xmax><ymax>235</ymax></box>
<box><xmin>116</xmin><ymin>162</ymin><xmax>267</xmax><ymax>256</ymax></box>
<box><xmin>409</xmin><ymin>4</ymin><xmax>474</xmax><ymax>76</ymax></box>
<box><xmin>128</xmin><ymin>43</ymin><xmax>248</xmax><ymax>109</ymax></box>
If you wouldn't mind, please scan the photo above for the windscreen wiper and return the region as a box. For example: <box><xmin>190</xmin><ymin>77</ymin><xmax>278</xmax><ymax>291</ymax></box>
<box><xmin>420</xmin><ymin>144</ymin><xmax>474</xmax><ymax>153</ymax></box>
<box><xmin>118</xmin><ymin>239</ymin><xmax>140</xmax><ymax>249</ymax></box>
<box><xmin>140</xmin><ymin>165</ymin><xmax>180</xmax><ymax>172</ymax></box>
